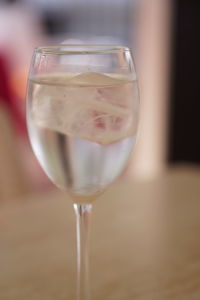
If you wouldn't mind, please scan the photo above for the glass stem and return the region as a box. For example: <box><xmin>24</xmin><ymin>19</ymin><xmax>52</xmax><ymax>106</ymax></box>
<box><xmin>73</xmin><ymin>203</ymin><xmax>92</xmax><ymax>300</ymax></box>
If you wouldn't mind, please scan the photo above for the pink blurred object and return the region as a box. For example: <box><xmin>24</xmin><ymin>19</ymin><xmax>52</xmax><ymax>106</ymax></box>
<box><xmin>0</xmin><ymin>53</ymin><xmax>25</xmax><ymax>134</ymax></box>
<box><xmin>0</xmin><ymin>1</ymin><xmax>44</xmax><ymax>70</ymax></box>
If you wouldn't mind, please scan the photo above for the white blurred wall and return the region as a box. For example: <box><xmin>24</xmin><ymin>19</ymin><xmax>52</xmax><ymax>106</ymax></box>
<box><xmin>130</xmin><ymin>0</ymin><xmax>172</xmax><ymax>179</ymax></box>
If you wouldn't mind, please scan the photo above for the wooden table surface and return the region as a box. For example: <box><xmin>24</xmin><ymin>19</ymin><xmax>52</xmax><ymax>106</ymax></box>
<box><xmin>1</xmin><ymin>167</ymin><xmax>200</xmax><ymax>300</ymax></box>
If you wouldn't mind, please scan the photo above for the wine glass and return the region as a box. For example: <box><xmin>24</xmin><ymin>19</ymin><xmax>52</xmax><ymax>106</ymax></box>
<box><xmin>26</xmin><ymin>44</ymin><xmax>139</xmax><ymax>299</ymax></box>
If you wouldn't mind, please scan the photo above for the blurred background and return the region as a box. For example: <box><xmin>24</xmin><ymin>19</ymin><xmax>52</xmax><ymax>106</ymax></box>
<box><xmin>0</xmin><ymin>0</ymin><xmax>199</xmax><ymax>202</ymax></box>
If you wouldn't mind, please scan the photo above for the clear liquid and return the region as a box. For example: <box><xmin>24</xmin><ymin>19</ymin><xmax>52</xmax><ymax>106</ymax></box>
<box><xmin>27</xmin><ymin>72</ymin><xmax>139</xmax><ymax>202</ymax></box>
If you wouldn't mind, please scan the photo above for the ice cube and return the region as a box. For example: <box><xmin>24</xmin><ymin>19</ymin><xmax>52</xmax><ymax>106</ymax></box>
<box><xmin>32</xmin><ymin>72</ymin><xmax>138</xmax><ymax>144</ymax></box>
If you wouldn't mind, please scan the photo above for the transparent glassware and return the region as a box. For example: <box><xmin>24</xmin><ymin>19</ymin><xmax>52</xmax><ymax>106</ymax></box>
<box><xmin>26</xmin><ymin>44</ymin><xmax>140</xmax><ymax>300</ymax></box>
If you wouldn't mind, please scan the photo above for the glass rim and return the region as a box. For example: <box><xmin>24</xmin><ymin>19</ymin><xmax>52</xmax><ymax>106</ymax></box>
<box><xmin>35</xmin><ymin>44</ymin><xmax>131</xmax><ymax>55</ymax></box>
